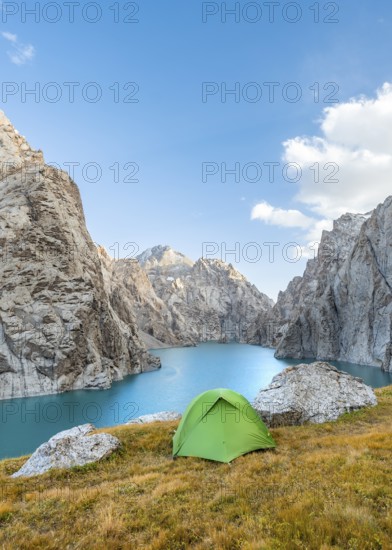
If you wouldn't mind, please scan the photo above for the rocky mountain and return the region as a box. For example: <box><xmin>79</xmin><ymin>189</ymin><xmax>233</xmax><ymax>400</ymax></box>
<box><xmin>109</xmin><ymin>252</ymin><xmax>184</xmax><ymax>348</ymax></box>
<box><xmin>254</xmin><ymin>202</ymin><xmax>392</xmax><ymax>372</ymax></box>
<box><xmin>115</xmin><ymin>245</ymin><xmax>274</xmax><ymax>346</ymax></box>
<box><xmin>138</xmin><ymin>246</ymin><xmax>193</xmax><ymax>272</ymax></box>
<box><xmin>248</xmin><ymin>213</ymin><xmax>367</xmax><ymax>349</ymax></box>
<box><xmin>0</xmin><ymin>112</ymin><xmax>159</xmax><ymax>400</ymax></box>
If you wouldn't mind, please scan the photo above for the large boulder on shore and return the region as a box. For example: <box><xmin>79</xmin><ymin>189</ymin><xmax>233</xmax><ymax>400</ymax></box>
<box><xmin>127</xmin><ymin>411</ymin><xmax>181</xmax><ymax>424</ymax></box>
<box><xmin>11</xmin><ymin>424</ymin><xmax>120</xmax><ymax>477</ymax></box>
<box><xmin>253</xmin><ymin>362</ymin><xmax>377</xmax><ymax>427</ymax></box>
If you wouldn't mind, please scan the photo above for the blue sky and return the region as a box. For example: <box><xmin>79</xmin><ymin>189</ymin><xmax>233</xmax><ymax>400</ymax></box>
<box><xmin>2</xmin><ymin>0</ymin><xmax>392</xmax><ymax>299</ymax></box>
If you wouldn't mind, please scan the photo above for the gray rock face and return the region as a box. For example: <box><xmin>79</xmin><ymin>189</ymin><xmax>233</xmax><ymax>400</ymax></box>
<box><xmin>131</xmin><ymin>245</ymin><xmax>274</xmax><ymax>345</ymax></box>
<box><xmin>253</xmin><ymin>362</ymin><xmax>377</xmax><ymax>427</ymax></box>
<box><xmin>271</xmin><ymin>201</ymin><xmax>392</xmax><ymax>371</ymax></box>
<box><xmin>332</xmin><ymin>199</ymin><xmax>392</xmax><ymax>370</ymax></box>
<box><xmin>112</xmin><ymin>255</ymin><xmax>187</xmax><ymax>348</ymax></box>
<box><xmin>0</xmin><ymin>112</ymin><xmax>159</xmax><ymax>400</ymax></box>
<box><xmin>94</xmin><ymin>245</ymin><xmax>274</xmax><ymax>349</ymax></box>
<box><xmin>138</xmin><ymin>245</ymin><xmax>194</xmax><ymax>272</ymax></box>
<box><xmin>127</xmin><ymin>411</ymin><xmax>181</xmax><ymax>424</ymax></box>
<box><xmin>248</xmin><ymin>213</ymin><xmax>367</xmax><ymax>351</ymax></box>
<box><xmin>11</xmin><ymin>424</ymin><xmax>120</xmax><ymax>477</ymax></box>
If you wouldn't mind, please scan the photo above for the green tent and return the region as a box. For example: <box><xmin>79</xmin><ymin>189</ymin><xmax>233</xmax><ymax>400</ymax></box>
<box><xmin>173</xmin><ymin>388</ymin><xmax>276</xmax><ymax>463</ymax></box>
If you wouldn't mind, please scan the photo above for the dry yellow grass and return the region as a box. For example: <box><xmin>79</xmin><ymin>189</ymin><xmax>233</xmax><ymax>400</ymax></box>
<box><xmin>1</xmin><ymin>386</ymin><xmax>392</xmax><ymax>549</ymax></box>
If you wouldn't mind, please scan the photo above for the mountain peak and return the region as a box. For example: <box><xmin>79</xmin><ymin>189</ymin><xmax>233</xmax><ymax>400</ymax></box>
<box><xmin>137</xmin><ymin>245</ymin><xmax>194</xmax><ymax>269</ymax></box>
<box><xmin>0</xmin><ymin>111</ymin><xmax>43</xmax><ymax>166</ymax></box>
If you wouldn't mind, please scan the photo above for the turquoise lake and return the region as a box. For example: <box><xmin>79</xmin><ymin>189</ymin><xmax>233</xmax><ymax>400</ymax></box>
<box><xmin>1</xmin><ymin>343</ymin><xmax>392</xmax><ymax>459</ymax></box>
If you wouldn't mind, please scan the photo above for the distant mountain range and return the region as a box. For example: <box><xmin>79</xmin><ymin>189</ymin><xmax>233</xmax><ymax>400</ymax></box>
<box><xmin>120</xmin><ymin>244</ymin><xmax>273</xmax><ymax>348</ymax></box>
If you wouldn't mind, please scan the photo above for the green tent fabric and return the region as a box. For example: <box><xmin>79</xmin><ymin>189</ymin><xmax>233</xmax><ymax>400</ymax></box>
<box><xmin>173</xmin><ymin>388</ymin><xmax>276</xmax><ymax>463</ymax></box>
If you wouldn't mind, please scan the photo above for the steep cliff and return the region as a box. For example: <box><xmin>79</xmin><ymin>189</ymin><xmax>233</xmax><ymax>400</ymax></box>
<box><xmin>0</xmin><ymin>112</ymin><xmax>159</xmax><ymax>400</ymax></box>
<box><xmin>266</xmin><ymin>202</ymin><xmax>392</xmax><ymax>371</ymax></box>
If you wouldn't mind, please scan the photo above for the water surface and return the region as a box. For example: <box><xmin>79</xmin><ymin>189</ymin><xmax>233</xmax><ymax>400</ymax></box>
<box><xmin>1</xmin><ymin>343</ymin><xmax>391</xmax><ymax>459</ymax></box>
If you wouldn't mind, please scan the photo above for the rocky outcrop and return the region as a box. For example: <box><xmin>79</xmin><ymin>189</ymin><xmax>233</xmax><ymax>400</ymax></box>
<box><xmin>331</xmin><ymin>199</ymin><xmax>392</xmax><ymax>370</ymax></box>
<box><xmin>111</xmin><ymin>255</ymin><xmax>188</xmax><ymax>348</ymax></box>
<box><xmin>11</xmin><ymin>424</ymin><xmax>120</xmax><ymax>477</ymax></box>
<box><xmin>130</xmin><ymin>245</ymin><xmax>274</xmax><ymax>345</ymax></box>
<box><xmin>127</xmin><ymin>411</ymin><xmax>181</xmax><ymax>424</ymax></box>
<box><xmin>247</xmin><ymin>269</ymin><xmax>316</xmax><ymax>349</ymax></box>
<box><xmin>248</xmin><ymin>213</ymin><xmax>368</xmax><ymax>350</ymax></box>
<box><xmin>0</xmin><ymin>112</ymin><xmax>159</xmax><ymax>400</ymax></box>
<box><xmin>253</xmin><ymin>362</ymin><xmax>377</xmax><ymax>427</ymax></box>
<box><xmin>270</xmin><ymin>201</ymin><xmax>392</xmax><ymax>371</ymax></box>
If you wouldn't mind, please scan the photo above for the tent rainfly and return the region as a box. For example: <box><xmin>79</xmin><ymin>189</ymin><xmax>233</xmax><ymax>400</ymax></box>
<box><xmin>173</xmin><ymin>388</ymin><xmax>276</xmax><ymax>463</ymax></box>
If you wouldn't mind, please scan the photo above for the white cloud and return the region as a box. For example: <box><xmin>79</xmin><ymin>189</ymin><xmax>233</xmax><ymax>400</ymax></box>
<box><xmin>252</xmin><ymin>83</ymin><xmax>392</xmax><ymax>245</ymax></box>
<box><xmin>284</xmin><ymin>82</ymin><xmax>392</xmax><ymax>219</ymax></box>
<box><xmin>2</xmin><ymin>31</ymin><xmax>35</xmax><ymax>65</ymax></box>
<box><xmin>251</xmin><ymin>201</ymin><xmax>314</xmax><ymax>228</ymax></box>
<box><xmin>251</xmin><ymin>200</ymin><xmax>332</xmax><ymax>244</ymax></box>
<box><xmin>2</xmin><ymin>32</ymin><xmax>17</xmax><ymax>43</ymax></box>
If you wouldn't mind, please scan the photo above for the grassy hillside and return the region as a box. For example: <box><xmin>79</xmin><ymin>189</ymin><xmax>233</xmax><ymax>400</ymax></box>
<box><xmin>1</xmin><ymin>387</ymin><xmax>392</xmax><ymax>549</ymax></box>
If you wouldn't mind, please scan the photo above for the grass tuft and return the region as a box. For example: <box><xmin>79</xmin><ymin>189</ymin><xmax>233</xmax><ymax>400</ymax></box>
<box><xmin>0</xmin><ymin>387</ymin><xmax>391</xmax><ymax>548</ymax></box>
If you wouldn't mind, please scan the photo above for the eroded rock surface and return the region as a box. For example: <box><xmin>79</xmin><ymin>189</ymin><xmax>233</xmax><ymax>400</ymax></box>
<box><xmin>269</xmin><ymin>202</ymin><xmax>392</xmax><ymax>371</ymax></box>
<box><xmin>11</xmin><ymin>424</ymin><xmax>120</xmax><ymax>477</ymax></box>
<box><xmin>127</xmin><ymin>411</ymin><xmax>181</xmax><ymax>424</ymax></box>
<box><xmin>131</xmin><ymin>245</ymin><xmax>274</xmax><ymax>345</ymax></box>
<box><xmin>253</xmin><ymin>362</ymin><xmax>377</xmax><ymax>427</ymax></box>
<box><xmin>248</xmin><ymin>213</ymin><xmax>367</xmax><ymax>352</ymax></box>
<box><xmin>0</xmin><ymin>112</ymin><xmax>159</xmax><ymax>399</ymax></box>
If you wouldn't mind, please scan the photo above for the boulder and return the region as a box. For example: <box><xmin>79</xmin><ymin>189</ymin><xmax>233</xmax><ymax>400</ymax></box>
<box><xmin>11</xmin><ymin>424</ymin><xmax>120</xmax><ymax>477</ymax></box>
<box><xmin>253</xmin><ymin>362</ymin><xmax>377</xmax><ymax>427</ymax></box>
<box><xmin>127</xmin><ymin>411</ymin><xmax>181</xmax><ymax>424</ymax></box>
